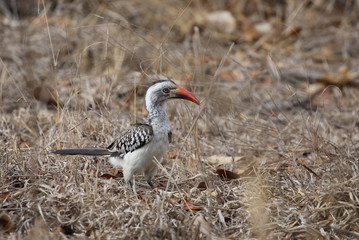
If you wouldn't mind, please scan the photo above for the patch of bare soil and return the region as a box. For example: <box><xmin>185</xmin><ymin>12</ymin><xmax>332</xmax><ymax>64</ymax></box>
<box><xmin>1</xmin><ymin>0</ymin><xmax>358</xmax><ymax>239</ymax></box>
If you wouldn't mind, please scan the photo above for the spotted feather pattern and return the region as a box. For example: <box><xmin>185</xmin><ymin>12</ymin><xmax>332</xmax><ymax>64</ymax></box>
<box><xmin>107</xmin><ymin>123</ymin><xmax>153</xmax><ymax>155</ymax></box>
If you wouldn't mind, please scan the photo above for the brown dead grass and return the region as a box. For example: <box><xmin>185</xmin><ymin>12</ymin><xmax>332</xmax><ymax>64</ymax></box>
<box><xmin>1</xmin><ymin>0</ymin><xmax>359</xmax><ymax>239</ymax></box>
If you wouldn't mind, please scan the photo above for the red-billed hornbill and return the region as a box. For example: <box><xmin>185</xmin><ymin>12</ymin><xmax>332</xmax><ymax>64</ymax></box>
<box><xmin>53</xmin><ymin>80</ymin><xmax>200</xmax><ymax>190</ymax></box>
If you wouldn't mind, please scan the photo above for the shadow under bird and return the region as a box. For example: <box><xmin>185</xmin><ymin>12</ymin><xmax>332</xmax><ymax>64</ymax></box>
<box><xmin>53</xmin><ymin>79</ymin><xmax>200</xmax><ymax>191</ymax></box>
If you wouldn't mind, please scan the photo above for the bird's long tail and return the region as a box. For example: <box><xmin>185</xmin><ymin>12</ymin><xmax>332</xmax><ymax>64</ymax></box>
<box><xmin>53</xmin><ymin>148</ymin><xmax>111</xmax><ymax>156</ymax></box>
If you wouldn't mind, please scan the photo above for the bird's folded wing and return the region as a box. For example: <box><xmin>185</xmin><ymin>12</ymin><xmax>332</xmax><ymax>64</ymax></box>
<box><xmin>107</xmin><ymin>123</ymin><xmax>153</xmax><ymax>154</ymax></box>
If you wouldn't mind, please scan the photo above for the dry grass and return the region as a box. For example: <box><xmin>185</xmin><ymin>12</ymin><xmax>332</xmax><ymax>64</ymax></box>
<box><xmin>1</xmin><ymin>0</ymin><xmax>359</xmax><ymax>239</ymax></box>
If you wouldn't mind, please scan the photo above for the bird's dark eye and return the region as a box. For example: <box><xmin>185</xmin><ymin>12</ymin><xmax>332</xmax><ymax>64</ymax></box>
<box><xmin>162</xmin><ymin>88</ymin><xmax>170</xmax><ymax>94</ymax></box>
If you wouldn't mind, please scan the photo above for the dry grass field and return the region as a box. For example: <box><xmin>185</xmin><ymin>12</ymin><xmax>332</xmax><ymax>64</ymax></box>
<box><xmin>1</xmin><ymin>0</ymin><xmax>359</xmax><ymax>239</ymax></box>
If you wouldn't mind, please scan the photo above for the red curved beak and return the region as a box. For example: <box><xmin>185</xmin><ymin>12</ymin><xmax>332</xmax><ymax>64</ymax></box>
<box><xmin>173</xmin><ymin>86</ymin><xmax>200</xmax><ymax>105</ymax></box>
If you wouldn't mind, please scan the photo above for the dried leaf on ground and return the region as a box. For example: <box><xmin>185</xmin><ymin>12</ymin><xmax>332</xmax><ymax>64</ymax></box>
<box><xmin>34</xmin><ymin>85</ymin><xmax>61</xmax><ymax>107</ymax></box>
<box><xmin>169</xmin><ymin>197</ymin><xmax>203</xmax><ymax>211</ymax></box>
<box><xmin>315</xmin><ymin>66</ymin><xmax>354</xmax><ymax>88</ymax></box>
<box><xmin>0</xmin><ymin>192</ymin><xmax>10</xmax><ymax>200</ymax></box>
<box><xmin>100</xmin><ymin>169</ymin><xmax>122</xmax><ymax>179</ymax></box>
<box><xmin>197</xmin><ymin>181</ymin><xmax>207</xmax><ymax>190</ymax></box>
<box><xmin>206</xmin><ymin>155</ymin><xmax>242</xmax><ymax>165</ymax></box>
<box><xmin>0</xmin><ymin>213</ymin><xmax>13</xmax><ymax>233</ymax></box>
<box><xmin>182</xmin><ymin>199</ymin><xmax>203</xmax><ymax>211</ymax></box>
<box><xmin>216</xmin><ymin>168</ymin><xmax>241</xmax><ymax>181</ymax></box>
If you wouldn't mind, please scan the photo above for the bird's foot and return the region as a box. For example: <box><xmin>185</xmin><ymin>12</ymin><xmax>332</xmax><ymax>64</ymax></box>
<box><xmin>147</xmin><ymin>180</ymin><xmax>155</xmax><ymax>189</ymax></box>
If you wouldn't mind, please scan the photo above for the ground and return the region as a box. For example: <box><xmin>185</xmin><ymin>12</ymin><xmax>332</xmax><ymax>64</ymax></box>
<box><xmin>0</xmin><ymin>0</ymin><xmax>358</xmax><ymax>239</ymax></box>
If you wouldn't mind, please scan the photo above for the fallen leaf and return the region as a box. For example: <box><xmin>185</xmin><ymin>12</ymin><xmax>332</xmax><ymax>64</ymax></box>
<box><xmin>216</xmin><ymin>168</ymin><xmax>241</xmax><ymax>181</ymax></box>
<box><xmin>206</xmin><ymin>155</ymin><xmax>242</xmax><ymax>165</ymax></box>
<box><xmin>233</xmin><ymin>168</ymin><xmax>246</xmax><ymax>175</ymax></box>
<box><xmin>0</xmin><ymin>192</ymin><xmax>10</xmax><ymax>200</ymax></box>
<box><xmin>316</xmin><ymin>66</ymin><xmax>353</xmax><ymax>88</ymax></box>
<box><xmin>169</xmin><ymin>197</ymin><xmax>203</xmax><ymax>211</ymax></box>
<box><xmin>100</xmin><ymin>173</ymin><xmax>117</xmax><ymax>179</ymax></box>
<box><xmin>34</xmin><ymin>85</ymin><xmax>61</xmax><ymax>107</ymax></box>
<box><xmin>167</xmin><ymin>150</ymin><xmax>179</xmax><ymax>159</ymax></box>
<box><xmin>156</xmin><ymin>179</ymin><xmax>169</xmax><ymax>187</ymax></box>
<box><xmin>99</xmin><ymin>170</ymin><xmax>122</xmax><ymax>179</ymax></box>
<box><xmin>0</xmin><ymin>213</ymin><xmax>13</xmax><ymax>233</ymax></box>
<box><xmin>182</xmin><ymin>199</ymin><xmax>203</xmax><ymax>211</ymax></box>
<box><xmin>197</xmin><ymin>182</ymin><xmax>207</xmax><ymax>190</ymax></box>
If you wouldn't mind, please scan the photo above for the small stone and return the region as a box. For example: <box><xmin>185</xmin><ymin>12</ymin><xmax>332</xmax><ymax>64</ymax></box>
<box><xmin>205</xmin><ymin>11</ymin><xmax>236</xmax><ymax>34</ymax></box>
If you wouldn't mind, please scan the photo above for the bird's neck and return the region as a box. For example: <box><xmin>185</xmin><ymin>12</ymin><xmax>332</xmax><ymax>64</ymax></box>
<box><xmin>146</xmin><ymin>103</ymin><xmax>170</xmax><ymax>132</ymax></box>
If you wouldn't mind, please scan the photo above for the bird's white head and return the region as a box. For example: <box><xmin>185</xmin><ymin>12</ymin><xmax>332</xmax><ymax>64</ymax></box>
<box><xmin>145</xmin><ymin>79</ymin><xmax>200</xmax><ymax>113</ymax></box>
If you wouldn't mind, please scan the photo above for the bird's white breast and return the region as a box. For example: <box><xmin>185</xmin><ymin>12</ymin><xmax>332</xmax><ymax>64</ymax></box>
<box><xmin>124</xmin><ymin>129</ymin><xmax>169</xmax><ymax>174</ymax></box>
<box><xmin>109</xmin><ymin>127</ymin><xmax>170</xmax><ymax>177</ymax></box>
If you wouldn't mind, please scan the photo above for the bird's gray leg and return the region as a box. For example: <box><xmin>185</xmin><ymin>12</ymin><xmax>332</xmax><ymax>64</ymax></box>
<box><xmin>145</xmin><ymin>166</ymin><xmax>157</xmax><ymax>189</ymax></box>
<box><xmin>128</xmin><ymin>180</ymin><xmax>134</xmax><ymax>192</ymax></box>
<box><xmin>146</xmin><ymin>179</ymin><xmax>155</xmax><ymax>189</ymax></box>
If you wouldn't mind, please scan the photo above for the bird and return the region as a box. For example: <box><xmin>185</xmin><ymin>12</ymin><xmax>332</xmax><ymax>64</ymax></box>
<box><xmin>53</xmin><ymin>79</ymin><xmax>200</xmax><ymax>191</ymax></box>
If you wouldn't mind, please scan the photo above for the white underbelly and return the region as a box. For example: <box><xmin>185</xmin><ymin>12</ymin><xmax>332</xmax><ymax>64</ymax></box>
<box><xmin>108</xmin><ymin>128</ymin><xmax>170</xmax><ymax>182</ymax></box>
<box><xmin>123</xmin><ymin>133</ymin><xmax>169</xmax><ymax>174</ymax></box>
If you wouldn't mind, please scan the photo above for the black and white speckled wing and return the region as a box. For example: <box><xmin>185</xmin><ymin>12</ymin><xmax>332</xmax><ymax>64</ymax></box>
<box><xmin>107</xmin><ymin>123</ymin><xmax>153</xmax><ymax>156</ymax></box>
